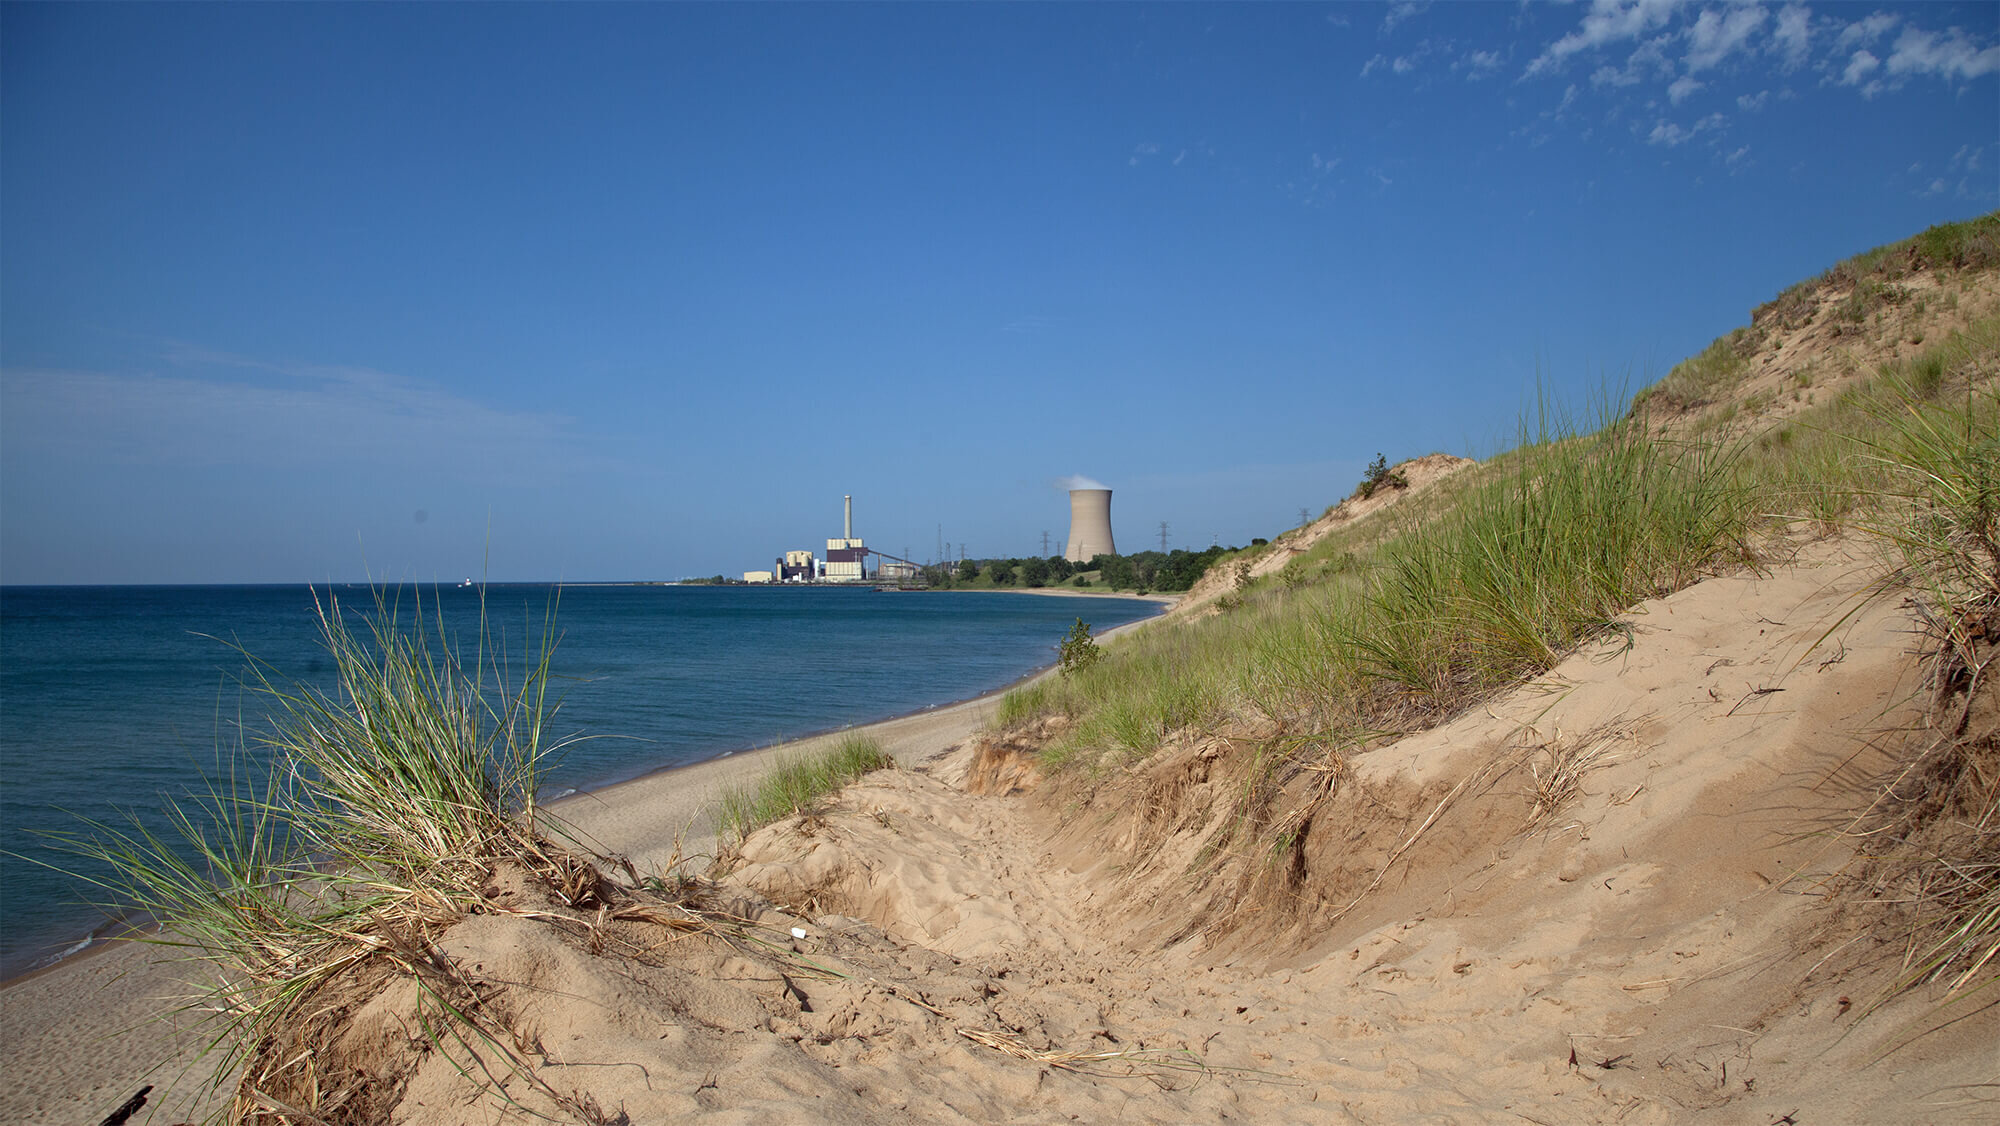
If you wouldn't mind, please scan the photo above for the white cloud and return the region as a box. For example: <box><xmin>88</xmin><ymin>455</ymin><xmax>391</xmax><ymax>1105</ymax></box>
<box><xmin>1462</xmin><ymin>49</ymin><xmax>1504</xmax><ymax>79</ymax></box>
<box><xmin>1924</xmin><ymin>178</ymin><xmax>1949</xmax><ymax>197</ymax></box>
<box><xmin>1834</xmin><ymin>11</ymin><xmax>1899</xmax><ymax>51</ymax></box>
<box><xmin>1646</xmin><ymin>111</ymin><xmax>1726</xmax><ymax>146</ymax></box>
<box><xmin>1382</xmin><ymin>1</ymin><xmax>1430</xmax><ymax>34</ymax></box>
<box><xmin>1773</xmin><ymin>4</ymin><xmax>1812</xmax><ymax>70</ymax></box>
<box><xmin>1885</xmin><ymin>25</ymin><xmax>2000</xmax><ymax>82</ymax></box>
<box><xmin>1128</xmin><ymin>142</ymin><xmax>1162</xmax><ymax>166</ymax></box>
<box><xmin>1668</xmin><ymin>74</ymin><xmax>1705</xmax><ymax>104</ymax></box>
<box><xmin>1361</xmin><ymin>53</ymin><xmax>1389</xmax><ymax>77</ymax></box>
<box><xmin>1737</xmin><ymin>88</ymin><xmax>1770</xmax><ymax>111</ymax></box>
<box><xmin>1393</xmin><ymin>54</ymin><xmax>1419</xmax><ymax>74</ymax></box>
<box><xmin>1840</xmin><ymin>49</ymin><xmax>1881</xmax><ymax>86</ymax></box>
<box><xmin>1683</xmin><ymin>4</ymin><xmax>1767</xmax><ymax>72</ymax></box>
<box><xmin>1525</xmin><ymin>0</ymin><xmax>1687</xmax><ymax>78</ymax></box>
<box><xmin>1591</xmin><ymin>63</ymin><xmax>1640</xmax><ymax>88</ymax></box>
<box><xmin>1726</xmin><ymin>144</ymin><xmax>1751</xmax><ymax>166</ymax></box>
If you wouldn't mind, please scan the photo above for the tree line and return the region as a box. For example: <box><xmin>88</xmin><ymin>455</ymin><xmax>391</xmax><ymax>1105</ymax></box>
<box><xmin>921</xmin><ymin>544</ymin><xmax>1242</xmax><ymax>593</ymax></box>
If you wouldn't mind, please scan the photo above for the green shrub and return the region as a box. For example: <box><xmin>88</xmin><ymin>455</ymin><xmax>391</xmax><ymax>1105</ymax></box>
<box><xmin>1357</xmin><ymin>453</ymin><xmax>1408</xmax><ymax>499</ymax></box>
<box><xmin>1059</xmin><ymin>618</ymin><xmax>1102</xmax><ymax>677</ymax></box>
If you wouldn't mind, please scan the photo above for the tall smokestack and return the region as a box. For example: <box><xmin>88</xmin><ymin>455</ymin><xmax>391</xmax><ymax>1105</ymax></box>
<box><xmin>844</xmin><ymin>495</ymin><xmax>852</xmax><ymax>540</ymax></box>
<box><xmin>1064</xmin><ymin>489</ymin><xmax>1115</xmax><ymax>563</ymax></box>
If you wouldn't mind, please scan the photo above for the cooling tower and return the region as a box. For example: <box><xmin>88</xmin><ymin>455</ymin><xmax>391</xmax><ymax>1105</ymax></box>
<box><xmin>1064</xmin><ymin>489</ymin><xmax>1115</xmax><ymax>563</ymax></box>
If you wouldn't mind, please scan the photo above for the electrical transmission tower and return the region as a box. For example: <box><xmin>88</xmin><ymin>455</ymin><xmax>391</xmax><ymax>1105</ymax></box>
<box><xmin>1041</xmin><ymin>530</ymin><xmax>1051</xmax><ymax>556</ymax></box>
<box><xmin>1158</xmin><ymin>521</ymin><xmax>1170</xmax><ymax>553</ymax></box>
<box><xmin>1300</xmin><ymin>507</ymin><xmax>1311</xmax><ymax>528</ymax></box>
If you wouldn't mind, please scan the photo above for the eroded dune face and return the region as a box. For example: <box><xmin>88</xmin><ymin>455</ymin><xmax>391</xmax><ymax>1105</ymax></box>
<box><xmin>363</xmin><ymin>540</ymin><xmax>1989</xmax><ymax>1126</ymax></box>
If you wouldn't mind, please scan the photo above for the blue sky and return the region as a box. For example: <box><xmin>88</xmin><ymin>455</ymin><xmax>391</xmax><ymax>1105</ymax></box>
<box><xmin>3</xmin><ymin>1</ymin><xmax>1995</xmax><ymax>584</ymax></box>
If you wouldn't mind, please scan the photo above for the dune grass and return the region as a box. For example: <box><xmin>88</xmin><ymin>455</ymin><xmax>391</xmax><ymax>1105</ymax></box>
<box><xmin>1004</xmin><ymin>406</ymin><xmax>1756</xmax><ymax>777</ymax></box>
<box><xmin>44</xmin><ymin>588</ymin><xmax>581</xmax><ymax>1120</ymax></box>
<box><xmin>1842</xmin><ymin>375</ymin><xmax>1999</xmax><ymax>1004</ymax></box>
<box><xmin>717</xmin><ymin>734</ymin><xmax>895</xmax><ymax>844</ymax></box>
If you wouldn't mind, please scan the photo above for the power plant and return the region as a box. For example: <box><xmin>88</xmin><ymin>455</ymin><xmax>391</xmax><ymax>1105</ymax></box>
<box><xmin>1064</xmin><ymin>488</ymin><xmax>1116</xmax><ymax>563</ymax></box>
<box><xmin>742</xmin><ymin>495</ymin><xmax>924</xmax><ymax>585</ymax></box>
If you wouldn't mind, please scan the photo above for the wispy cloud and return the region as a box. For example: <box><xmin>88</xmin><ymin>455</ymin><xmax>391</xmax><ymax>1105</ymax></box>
<box><xmin>1646</xmin><ymin>111</ymin><xmax>1726</xmax><ymax>147</ymax></box>
<box><xmin>1772</xmin><ymin>3</ymin><xmax>1811</xmax><ymax>70</ymax></box>
<box><xmin>1382</xmin><ymin>1</ymin><xmax>1430</xmax><ymax>35</ymax></box>
<box><xmin>1834</xmin><ymin>11</ymin><xmax>1899</xmax><ymax>52</ymax></box>
<box><xmin>2</xmin><ymin>346</ymin><xmax>585</xmax><ymax>483</ymax></box>
<box><xmin>1886</xmin><ymin>25</ymin><xmax>2000</xmax><ymax>82</ymax></box>
<box><xmin>1459</xmin><ymin>49</ymin><xmax>1504</xmax><ymax>80</ymax></box>
<box><xmin>1683</xmin><ymin>4</ymin><xmax>1766</xmax><ymax>72</ymax></box>
<box><xmin>1509</xmin><ymin>2</ymin><xmax>1997</xmax><ymax>149</ymax></box>
<box><xmin>1525</xmin><ymin>0</ymin><xmax>1685</xmax><ymax>79</ymax></box>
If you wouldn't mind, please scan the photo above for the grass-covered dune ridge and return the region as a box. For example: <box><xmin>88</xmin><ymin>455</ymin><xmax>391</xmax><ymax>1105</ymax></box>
<box><xmin>995</xmin><ymin>211</ymin><xmax>1999</xmax><ymax>993</ymax></box>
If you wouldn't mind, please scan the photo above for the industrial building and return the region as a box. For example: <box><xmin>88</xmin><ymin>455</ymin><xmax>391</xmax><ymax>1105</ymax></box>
<box><xmin>777</xmin><ymin>549</ymin><xmax>816</xmax><ymax>582</ymax></box>
<box><xmin>743</xmin><ymin>495</ymin><xmax>928</xmax><ymax>586</ymax></box>
<box><xmin>824</xmin><ymin>494</ymin><xmax>867</xmax><ymax>581</ymax></box>
<box><xmin>1064</xmin><ymin>487</ymin><xmax>1116</xmax><ymax>562</ymax></box>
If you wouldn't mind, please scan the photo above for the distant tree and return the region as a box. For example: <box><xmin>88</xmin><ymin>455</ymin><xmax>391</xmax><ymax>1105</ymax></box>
<box><xmin>1021</xmin><ymin>557</ymin><xmax>1049</xmax><ymax>588</ymax></box>
<box><xmin>1058</xmin><ymin>618</ymin><xmax>1101</xmax><ymax>677</ymax></box>
<box><xmin>957</xmin><ymin>557</ymin><xmax>980</xmax><ymax>582</ymax></box>
<box><xmin>988</xmin><ymin>561</ymin><xmax>1016</xmax><ymax>585</ymax></box>
<box><xmin>1358</xmin><ymin>453</ymin><xmax>1409</xmax><ymax>499</ymax></box>
<box><xmin>1046</xmin><ymin>555</ymin><xmax>1074</xmax><ymax>581</ymax></box>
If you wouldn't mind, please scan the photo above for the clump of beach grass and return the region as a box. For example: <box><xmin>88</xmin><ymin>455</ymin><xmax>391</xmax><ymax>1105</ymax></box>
<box><xmin>1841</xmin><ymin>374</ymin><xmax>1999</xmax><ymax>1006</ymax></box>
<box><xmin>45</xmin><ymin>587</ymin><xmax>604</xmax><ymax>1123</ymax></box>
<box><xmin>716</xmin><ymin>734</ymin><xmax>895</xmax><ymax>844</ymax></box>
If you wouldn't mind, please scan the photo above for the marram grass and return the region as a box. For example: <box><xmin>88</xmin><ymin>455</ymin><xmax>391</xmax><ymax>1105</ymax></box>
<box><xmin>43</xmin><ymin>587</ymin><xmax>581</xmax><ymax>1121</ymax></box>
<box><xmin>717</xmin><ymin>734</ymin><xmax>895</xmax><ymax>844</ymax></box>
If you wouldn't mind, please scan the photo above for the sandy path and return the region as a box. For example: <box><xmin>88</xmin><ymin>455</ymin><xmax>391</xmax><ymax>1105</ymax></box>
<box><xmin>709</xmin><ymin>541</ymin><xmax>1996</xmax><ymax>1123</ymax></box>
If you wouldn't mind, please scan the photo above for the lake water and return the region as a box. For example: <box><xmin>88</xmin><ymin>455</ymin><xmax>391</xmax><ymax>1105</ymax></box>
<box><xmin>0</xmin><ymin>583</ymin><xmax>1157</xmax><ymax>977</ymax></box>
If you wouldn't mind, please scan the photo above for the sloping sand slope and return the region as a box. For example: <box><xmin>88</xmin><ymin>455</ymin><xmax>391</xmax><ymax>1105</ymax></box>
<box><xmin>366</xmin><ymin>541</ymin><xmax>1991</xmax><ymax>1123</ymax></box>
